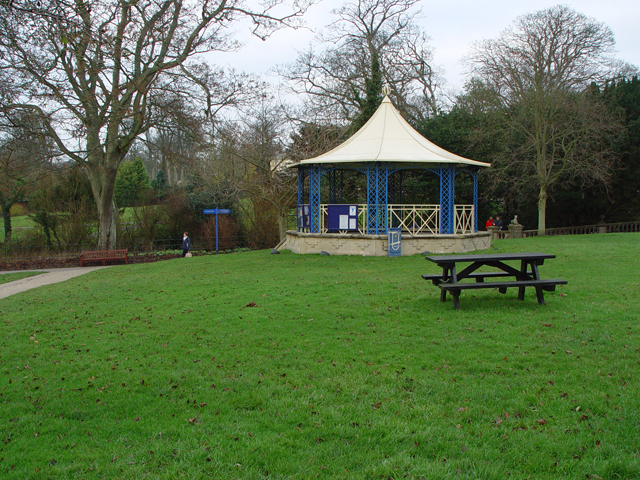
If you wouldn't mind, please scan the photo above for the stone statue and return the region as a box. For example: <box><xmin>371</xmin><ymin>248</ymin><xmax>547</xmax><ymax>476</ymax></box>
<box><xmin>510</xmin><ymin>215</ymin><xmax>521</xmax><ymax>226</ymax></box>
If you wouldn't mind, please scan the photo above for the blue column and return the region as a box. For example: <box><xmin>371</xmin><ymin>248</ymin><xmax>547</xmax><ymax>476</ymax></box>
<box><xmin>439</xmin><ymin>165</ymin><xmax>455</xmax><ymax>234</ymax></box>
<box><xmin>366</xmin><ymin>163</ymin><xmax>389</xmax><ymax>234</ymax></box>
<box><xmin>471</xmin><ymin>168</ymin><xmax>479</xmax><ymax>233</ymax></box>
<box><xmin>309</xmin><ymin>164</ymin><xmax>322</xmax><ymax>233</ymax></box>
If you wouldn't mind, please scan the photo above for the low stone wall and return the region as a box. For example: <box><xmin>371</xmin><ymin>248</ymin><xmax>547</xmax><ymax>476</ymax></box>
<box><xmin>282</xmin><ymin>231</ymin><xmax>491</xmax><ymax>256</ymax></box>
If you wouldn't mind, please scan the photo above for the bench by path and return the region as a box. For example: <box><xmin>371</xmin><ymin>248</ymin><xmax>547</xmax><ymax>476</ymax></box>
<box><xmin>0</xmin><ymin>267</ymin><xmax>110</xmax><ymax>300</ymax></box>
<box><xmin>80</xmin><ymin>249</ymin><xmax>128</xmax><ymax>267</ymax></box>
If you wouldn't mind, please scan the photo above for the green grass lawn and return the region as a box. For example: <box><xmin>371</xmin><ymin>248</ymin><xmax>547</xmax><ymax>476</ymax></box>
<box><xmin>0</xmin><ymin>272</ymin><xmax>43</xmax><ymax>285</ymax></box>
<box><xmin>1</xmin><ymin>215</ymin><xmax>36</xmax><ymax>229</ymax></box>
<box><xmin>0</xmin><ymin>234</ymin><xmax>638</xmax><ymax>479</ymax></box>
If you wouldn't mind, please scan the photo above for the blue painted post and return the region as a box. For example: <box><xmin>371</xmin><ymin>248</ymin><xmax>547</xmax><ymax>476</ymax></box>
<box><xmin>366</xmin><ymin>163</ymin><xmax>389</xmax><ymax>234</ymax></box>
<box><xmin>471</xmin><ymin>168</ymin><xmax>479</xmax><ymax>233</ymax></box>
<box><xmin>203</xmin><ymin>209</ymin><xmax>231</xmax><ymax>253</ymax></box>
<box><xmin>309</xmin><ymin>164</ymin><xmax>322</xmax><ymax>233</ymax></box>
<box><xmin>439</xmin><ymin>165</ymin><xmax>455</xmax><ymax>234</ymax></box>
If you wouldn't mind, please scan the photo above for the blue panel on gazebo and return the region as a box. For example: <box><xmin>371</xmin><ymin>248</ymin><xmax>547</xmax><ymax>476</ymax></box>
<box><xmin>327</xmin><ymin>205</ymin><xmax>358</xmax><ymax>231</ymax></box>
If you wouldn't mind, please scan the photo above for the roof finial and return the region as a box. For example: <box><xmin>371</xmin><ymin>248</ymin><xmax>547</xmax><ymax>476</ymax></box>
<box><xmin>382</xmin><ymin>84</ymin><xmax>391</xmax><ymax>96</ymax></box>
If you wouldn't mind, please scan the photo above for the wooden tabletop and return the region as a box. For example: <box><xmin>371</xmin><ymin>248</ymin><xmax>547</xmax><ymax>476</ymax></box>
<box><xmin>424</xmin><ymin>252</ymin><xmax>556</xmax><ymax>264</ymax></box>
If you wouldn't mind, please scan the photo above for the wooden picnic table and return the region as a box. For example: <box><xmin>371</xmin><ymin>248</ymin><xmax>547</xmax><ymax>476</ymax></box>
<box><xmin>422</xmin><ymin>252</ymin><xmax>567</xmax><ymax>309</ymax></box>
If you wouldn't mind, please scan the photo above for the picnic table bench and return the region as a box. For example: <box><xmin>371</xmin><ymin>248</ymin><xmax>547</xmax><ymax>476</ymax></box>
<box><xmin>80</xmin><ymin>249</ymin><xmax>129</xmax><ymax>267</ymax></box>
<box><xmin>422</xmin><ymin>252</ymin><xmax>567</xmax><ymax>309</ymax></box>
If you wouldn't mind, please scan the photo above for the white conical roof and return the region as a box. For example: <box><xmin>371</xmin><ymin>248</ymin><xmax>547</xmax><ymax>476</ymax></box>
<box><xmin>295</xmin><ymin>96</ymin><xmax>490</xmax><ymax>167</ymax></box>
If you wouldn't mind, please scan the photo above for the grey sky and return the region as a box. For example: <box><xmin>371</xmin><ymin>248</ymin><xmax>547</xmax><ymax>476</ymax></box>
<box><xmin>209</xmin><ymin>0</ymin><xmax>639</xmax><ymax>91</ymax></box>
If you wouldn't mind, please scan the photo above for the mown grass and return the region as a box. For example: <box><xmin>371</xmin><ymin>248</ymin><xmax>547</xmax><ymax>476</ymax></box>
<box><xmin>0</xmin><ymin>234</ymin><xmax>638</xmax><ymax>479</ymax></box>
<box><xmin>0</xmin><ymin>272</ymin><xmax>43</xmax><ymax>285</ymax></box>
<box><xmin>0</xmin><ymin>216</ymin><xmax>37</xmax><ymax>241</ymax></box>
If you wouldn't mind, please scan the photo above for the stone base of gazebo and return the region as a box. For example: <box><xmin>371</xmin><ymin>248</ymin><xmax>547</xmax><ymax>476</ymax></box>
<box><xmin>282</xmin><ymin>230</ymin><xmax>491</xmax><ymax>256</ymax></box>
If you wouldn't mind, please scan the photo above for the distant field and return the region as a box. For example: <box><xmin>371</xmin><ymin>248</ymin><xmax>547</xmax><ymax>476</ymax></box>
<box><xmin>0</xmin><ymin>215</ymin><xmax>36</xmax><ymax>230</ymax></box>
<box><xmin>0</xmin><ymin>233</ymin><xmax>638</xmax><ymax>479</ymax></box>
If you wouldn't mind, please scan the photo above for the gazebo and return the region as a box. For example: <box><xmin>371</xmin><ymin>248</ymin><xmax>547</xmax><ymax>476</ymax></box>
<box><xmin>283</xmin><ymin>91</ymin><xmax>492</xmax><ymax>256</ymax></box>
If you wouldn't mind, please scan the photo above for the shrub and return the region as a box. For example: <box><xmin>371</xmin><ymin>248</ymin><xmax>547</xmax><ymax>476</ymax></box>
<box><xmin>9</xmin><ymin>203</ymin><xmax>27</xmax><ymax>216</ymax></box>
<box><xmin>200</xmin><ymin>214</ymin><xmax>240</xmax><ymax>251</ymax></box>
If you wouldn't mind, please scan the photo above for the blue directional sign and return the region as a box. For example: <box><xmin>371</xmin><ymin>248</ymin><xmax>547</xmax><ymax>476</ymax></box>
<box><xmin>202</xmin><ymin>209</ymin><xmax>231</xmax><ymax>253</ymax></box>
<box><xmin>203</xmin><ymin>208</ymin><xmax>230</xmax><ymax>214</ymax></box>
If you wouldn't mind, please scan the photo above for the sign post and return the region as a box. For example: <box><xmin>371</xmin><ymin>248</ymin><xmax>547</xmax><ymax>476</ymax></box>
<box><xmin>203</xmin><ymin>209</ymin><xmax>231</xmax><ymax>254</ymax></box>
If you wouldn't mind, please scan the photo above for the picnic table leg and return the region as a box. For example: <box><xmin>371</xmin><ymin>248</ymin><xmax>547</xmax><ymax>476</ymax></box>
<box><xmin>452</xmin><ymin>289</ymin><xmax>461</xmax><ymax>310</ymax></box>
<box><xmin>535</xmin><ymin>287</ymin><xmax>546</xmax><ymax>305</ymax></box>
<box><xmin>518</xmin><ymin>260</ymin><xmax>528</xmax><ymax>300</ymax></box>
<box><xmin>439</xmin><ymin>266</ymin><xmax>449</xmax><ymax>302</ymax></box>
<box><xmin>529</xmin><ymin>262</ymin><xmax>545</xmax><ymax>304</ymax></box>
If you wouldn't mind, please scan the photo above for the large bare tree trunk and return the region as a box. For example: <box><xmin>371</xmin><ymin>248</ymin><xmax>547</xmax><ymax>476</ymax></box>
<box><xmin>86</xmin><ymin>160</ymin><xmax>119</xmax><ymax>249</ymax></box>
<box><xmin>537</xmin><ymin>185</ymin><xmax>547</xmax><ymax>236</ymax></box>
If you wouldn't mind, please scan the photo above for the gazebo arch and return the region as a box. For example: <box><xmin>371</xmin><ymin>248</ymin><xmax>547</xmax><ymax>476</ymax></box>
<box><xmin>285</xmin><ymin>94</ymin><xmax>491</xmax><ymax>256</ymax></box>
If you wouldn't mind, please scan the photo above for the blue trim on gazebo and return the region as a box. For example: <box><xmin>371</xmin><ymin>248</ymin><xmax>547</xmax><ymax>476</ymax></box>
<box><xmin>439</xmin><ymin>165</ymin><xmax>455</xmax><ymax>234</ymax></box>
<box><xmin>309</xmin><ymin>164</ymin><xmax>322</xmax><ymax>233</ymax></box>
<box><xmin>296</xmin><ymin>162</ymin><xmax>479</xmax><ymax>235</ymax></box>
<box><xmin>366</xmin><ymin>163</ymin><xmax>388</xmax><ymax>234</ymax></box>
<box><xmin>471</xmin><ymin>168</ymin><xmax>479</xmax><ymax>233</ymax></box>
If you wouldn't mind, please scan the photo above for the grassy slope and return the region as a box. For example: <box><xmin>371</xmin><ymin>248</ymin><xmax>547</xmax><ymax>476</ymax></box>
<box><xmin>0</xmin><ymin>272</ymin><xmax>43</xmax><ymax>285</ymax></box>
<box><xmin>0</xmin><ymin>234</ymin><xmax>638</xmax><ymax>479</ymax></box>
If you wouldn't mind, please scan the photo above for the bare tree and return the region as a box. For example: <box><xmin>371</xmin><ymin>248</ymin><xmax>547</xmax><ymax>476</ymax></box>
<box><xmin>0</xmin><ymin>0</ymin><xmax>310</xmax><ymax>248</ymax></box>
<box><xmin>463</xmin><ymin>5</ymin><xmax>635</xmax><ymax>234</ymax></box>
<box><xmin>234</xmin><ymin>99</ymin><xmax>296</xmax><ymax>242</ymax></box>
<box><xmin>281</xmin><ymin>0</ymin><xmax>444</xmax><ymax>128</ymax></box>
<box><xmin>0</xmin><ymin>116</ymin><xmax>54</xmax><ymax>241</ymax></box>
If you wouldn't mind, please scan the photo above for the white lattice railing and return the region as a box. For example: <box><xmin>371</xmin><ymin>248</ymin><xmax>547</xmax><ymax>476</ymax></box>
<box><xmin>454</xmin><ymin>205</ymin><xmax>475</xmax><ymax>234</ymax></box>
<box><xmin>388</xmin><ymin>204</ymin><xmax>440</xmax><ymax>235</ymax></box>
<box><xmin>308</xmin><ymin>204</ymin><xmax>475</xmax><ymax>236</ymax></box>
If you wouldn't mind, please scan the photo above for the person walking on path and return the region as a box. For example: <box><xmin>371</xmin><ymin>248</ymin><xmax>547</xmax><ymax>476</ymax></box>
<box><xmin>182</xmin><ymin>232</ymin><xmax>191</xmax><ymax>257</ymax></box>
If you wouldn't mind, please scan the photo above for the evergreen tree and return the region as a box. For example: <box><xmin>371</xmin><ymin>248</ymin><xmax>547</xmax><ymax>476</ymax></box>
<box><xmin>115</xmin><ymin>158</ymin><xmax>151</xmax><ymax>207</ymax></box>
<box><xmin>348</xmin><ymin>50</ymin><xmax>384</xmax><ymax>135</ymax></box>
<box><xmin>601</xmin><ymin>76</ymin><xmax>640</xmax><ymax>221</ymax></box>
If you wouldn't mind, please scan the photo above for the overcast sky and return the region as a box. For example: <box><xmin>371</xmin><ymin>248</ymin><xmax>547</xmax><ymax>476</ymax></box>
<box><xmin>208</xmin><ymin>0</ymin><xmax>640</xmax><ymax>92</ymax></box>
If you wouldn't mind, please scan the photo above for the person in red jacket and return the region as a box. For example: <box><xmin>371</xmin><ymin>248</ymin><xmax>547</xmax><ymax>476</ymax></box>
<box><xmin>485</xmin><ymin>216</ymin><xmax>494</xmax><ymax>230</ymax></box>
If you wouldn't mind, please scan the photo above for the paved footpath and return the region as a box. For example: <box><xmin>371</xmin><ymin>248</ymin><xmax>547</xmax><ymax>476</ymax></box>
<box><xmin>0</xmin><ymin>267</ymin><xmax>110</xmax><ymax>299</ymax></box>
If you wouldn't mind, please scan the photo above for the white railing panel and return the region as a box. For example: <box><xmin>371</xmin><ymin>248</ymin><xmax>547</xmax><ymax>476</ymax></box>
<box><xmin>454</xmin><ymin>205</ymin><xmax>475</xmax><ymax>234</ymax></box>
<box><xmin>311</xmin><ymin>204</ymin><xmax>474</xmax><ymax>236</ymax></box>
<box><xmin>388</xmin><ymin>204</ymin><xmax>440</xmax><ymax>235</ymax></box>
